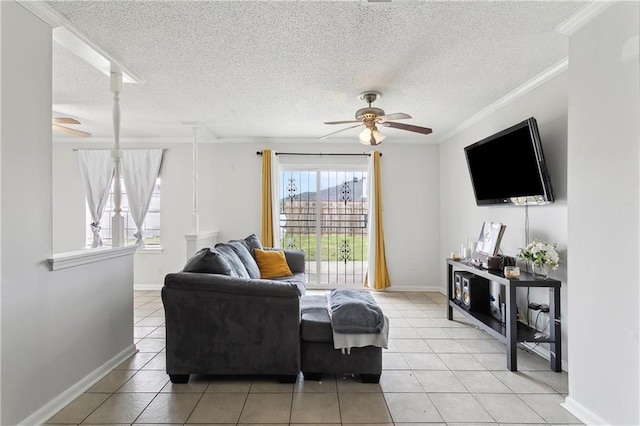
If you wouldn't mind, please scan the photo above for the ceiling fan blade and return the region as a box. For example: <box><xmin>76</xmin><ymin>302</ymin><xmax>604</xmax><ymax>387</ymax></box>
<box><xmin>318</xmin><ymin>123</ymin><xmax>364</xmax><ymax>140</ymax></box>
<box><xmin>377</xmin><ymin>112</ymin><xmax>412</xmax><ymax>122</ymax></box>
<box><xmin>324</xmin><ymin>120</ymin><xmax>362</xmax><ymax>125</ymax></box>
<box><xmin>52</xmin><ymin>124</ymin><xmax>91</xmax><ymax>137</ymax></box>
<box><xmin>52</xmin><ymin>117</ymin><xmax>81</xmax><ymax>125</ymax></box>
<box><xmin>381</xmin><ymin>121</ymin><xmax>433</xmax><ymax>135</ymax></box>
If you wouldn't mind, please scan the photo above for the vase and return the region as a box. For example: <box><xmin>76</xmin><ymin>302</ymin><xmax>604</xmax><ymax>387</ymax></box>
<box><xmin>531</xmin><ymin>262</ymin><xmax>549</xmax><ymax>280</ymax></box>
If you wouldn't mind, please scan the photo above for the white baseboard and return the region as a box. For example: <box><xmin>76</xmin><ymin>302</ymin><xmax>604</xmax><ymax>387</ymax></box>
<box><xmin>19</xmin><ymin>344</ymin><xmax>138</xmax><ymax>426</ymax></box>
<box><xmin>135</xmin><ymin>284</ymin><xmax>163</xmax><ymax>291</ymax></box>
<box><xmin>562</xmin><ymin>396</ymin><xmax>610</xmax><ymax>425</ymax></box>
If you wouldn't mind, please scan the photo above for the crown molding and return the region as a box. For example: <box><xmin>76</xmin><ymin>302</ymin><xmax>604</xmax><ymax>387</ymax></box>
<box><xmin>439</xmin><ymin>58</ymin><xmax>568</xmax><ymax>143</ymax></box>
<box><xmin>555</xmin><ymin>1</ymin><xmax>615</xmax><ymax>36</ymax></box>
<box><xmin>439</xmin><ymin>1</ymin><xmax>616</xmax><ymax>143</ymax></box>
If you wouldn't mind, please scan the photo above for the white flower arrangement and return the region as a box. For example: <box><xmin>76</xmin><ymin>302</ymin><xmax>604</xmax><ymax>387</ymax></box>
<box><xmin>516</xmin><ymin>239</ymin><xmax>560</xmax><ymax>270</ymax></box>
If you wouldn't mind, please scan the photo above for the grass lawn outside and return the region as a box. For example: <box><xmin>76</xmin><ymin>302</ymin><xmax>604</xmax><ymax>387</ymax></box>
<box><xmin>281</xmin><ymin>232</ymin><xmax>368</xmax><ymax>261</ymax></box>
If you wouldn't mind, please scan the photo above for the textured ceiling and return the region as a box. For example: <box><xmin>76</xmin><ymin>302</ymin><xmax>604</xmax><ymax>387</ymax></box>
<box><xmin>47</xmin><ymin>0</ymin><xmax>587</xmax><ymax>143</ymax></box>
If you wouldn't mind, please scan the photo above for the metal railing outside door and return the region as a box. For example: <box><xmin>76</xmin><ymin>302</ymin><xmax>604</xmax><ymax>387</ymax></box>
<box><xmin>279</xmin><ymin>169</ymin><xmax>368</xmax><ymax>287</ymax></box>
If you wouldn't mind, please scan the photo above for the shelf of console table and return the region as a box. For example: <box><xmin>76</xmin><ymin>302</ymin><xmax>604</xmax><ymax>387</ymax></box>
<box><xmin>446</xmin><ymin>258</ymin><xmax>562</xmax><ymax>372</ymax></box>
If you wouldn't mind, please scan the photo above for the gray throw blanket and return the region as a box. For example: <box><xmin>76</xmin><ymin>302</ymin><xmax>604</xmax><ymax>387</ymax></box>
<box><xmin>328</xmin><ymin>289</ymin><xmax>384</xmax><ymax>334</ymax></box>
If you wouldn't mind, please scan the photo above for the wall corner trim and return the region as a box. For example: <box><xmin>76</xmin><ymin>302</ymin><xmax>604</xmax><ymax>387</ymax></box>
<box><xmin>48</xmin><ymin>245</ymin><xmax>138</xmax><ymax>271</ymax></box>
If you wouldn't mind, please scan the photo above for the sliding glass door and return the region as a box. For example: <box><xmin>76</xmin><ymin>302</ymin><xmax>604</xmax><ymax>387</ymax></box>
<box><xmin>279</xmin><ymin>168</ymin><xmax>368</xmax><ymax>288</ymax></box>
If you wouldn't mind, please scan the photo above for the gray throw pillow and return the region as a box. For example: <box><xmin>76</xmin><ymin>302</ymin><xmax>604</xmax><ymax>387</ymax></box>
<box><xmin>244</xmin><ymin>234</ymin><xmax>263</xmax><ymax>256</ymax></box>
<box><xmin>182</xmin><ymin>247</ymin><xmax>232</xmax><ymax>276</ymax></box>
<box><xmin>228</xmin><ymin>240</ymin><xmax>261</xmax><ymax>279</ymax></box>
<box><xmin>215</xmin><ymin>243</ymin><xmax>250</xmax><ymax>279</ymax></box>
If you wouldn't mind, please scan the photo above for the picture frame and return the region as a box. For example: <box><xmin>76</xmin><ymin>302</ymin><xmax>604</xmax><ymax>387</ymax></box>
<box><xmin>475</xmin><ymin>222</ymin><xmax>506</xmax><ymax>257</ymax></box>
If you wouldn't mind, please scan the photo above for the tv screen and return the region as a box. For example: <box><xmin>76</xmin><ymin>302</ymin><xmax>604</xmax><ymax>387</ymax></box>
<box><xmin>464</xmin><ymin>117</ymin><xmax>554</xmax><ymax>206</ymax></box>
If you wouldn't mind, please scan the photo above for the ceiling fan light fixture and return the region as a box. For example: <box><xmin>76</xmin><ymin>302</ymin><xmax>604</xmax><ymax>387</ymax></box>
<box><xmin>359</xmin><ymin>127</ymin><xmax>385</xmax><ymax>145</ymax></box>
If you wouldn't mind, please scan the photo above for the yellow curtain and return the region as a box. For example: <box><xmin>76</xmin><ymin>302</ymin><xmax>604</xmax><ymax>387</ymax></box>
<box><xmin>260</xmin><ymin>149</ymin><xmax>274</xmax><ymax>247</ymax></box>
<box><xmin>365</xmin><ymin>151</ymin><xmax>391</xmax><ymax>290</ymax></box>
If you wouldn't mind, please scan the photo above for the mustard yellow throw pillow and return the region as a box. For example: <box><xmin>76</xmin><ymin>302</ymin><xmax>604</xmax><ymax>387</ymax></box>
<box><xmin>254</xmin><ymin>249</ymin><xmax>293</xmax><ymax>279</ymax></box>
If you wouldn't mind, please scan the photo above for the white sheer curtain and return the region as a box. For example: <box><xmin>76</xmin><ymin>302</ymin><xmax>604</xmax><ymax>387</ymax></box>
<box><xmin>270</xmin><ymin>151</ymin><xmax>281</xmax><ymax>247</ymax></box>
<box><xmin>77</xmin><ymin>150</ymin><xmax>114</xmax><ymax>248</ymax></box>
<box><xmin>121</xmin><ymin>149</ymin><xmax>164</xmax><ymax>247</ymax></box>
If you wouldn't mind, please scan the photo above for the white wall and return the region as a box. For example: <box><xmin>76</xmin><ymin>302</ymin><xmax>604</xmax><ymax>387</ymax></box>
<box><xmin>439</xmin><ymin>70</ymin><xmax>569</xmax><ymax>367</ymax></box>
<box><xmin>564</xmin><ymin>2</ymin><xmax>639</xmax><ymax>425</ymax></box>
<box><xmin>208</xmin><ymin>141</ymin><xmax>441</xmax><ymax>290</ymax></box>
<box><xmin>53</xmin><ymin>140</ymin><xmax>441</xmax><ymax>290</ymax></box>
<box><xmin>210</xmin><ymin>141</ymin><xmax>441</xmax><ymax>290</ymax></box>
<box><xmin>1</xmin><ymin>3</ymin><xmax>135</xmax><ymax>424</ymax></box>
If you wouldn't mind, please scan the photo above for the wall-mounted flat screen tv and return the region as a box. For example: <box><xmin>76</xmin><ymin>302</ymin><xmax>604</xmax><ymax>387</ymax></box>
<box><xmin>464</xmin><ymin>117</ymin><xmax>554</xmax><ymax>206</ymax></box>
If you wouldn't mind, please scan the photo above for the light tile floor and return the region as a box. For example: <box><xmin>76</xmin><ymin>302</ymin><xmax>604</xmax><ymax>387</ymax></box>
<box><xmin>46</xmin><ymin>289</ymin><xmax>582</xmax><ymax>425</ymax></box>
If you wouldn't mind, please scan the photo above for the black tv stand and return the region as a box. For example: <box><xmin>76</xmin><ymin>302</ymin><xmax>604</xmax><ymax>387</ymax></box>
<box><xmin>446</xmin><ymin>259</ymin><xmax>562</xmax><ymax>372</ymax></box>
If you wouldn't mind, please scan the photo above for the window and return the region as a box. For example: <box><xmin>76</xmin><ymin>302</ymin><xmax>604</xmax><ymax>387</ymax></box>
<box><xmin>86</xmin><ymin>177</ymin><xmax>161</xmax><ymax>247</ymax></box>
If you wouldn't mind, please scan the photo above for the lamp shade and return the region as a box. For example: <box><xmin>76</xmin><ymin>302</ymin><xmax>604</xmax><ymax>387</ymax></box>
<box><xmin>358</xmin><ymin>127</ymin><xmax>386</xmax><ymax>145</ymax></box>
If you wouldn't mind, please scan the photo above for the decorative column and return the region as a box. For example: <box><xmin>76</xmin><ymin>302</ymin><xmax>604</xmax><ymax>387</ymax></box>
<box><xmin>183</xmin><ymin>122</ymin><xmax>218</xmax><ymax>257</ymax></box>
<box><xmin>111</xmin><ymin>70</ymin><xmax>124</xmax><ymax>247</ymax></box>
<box><xmin>191</xmin><ymin>125</ymin><xmax>200</xmax><ymax>234</ymax></box>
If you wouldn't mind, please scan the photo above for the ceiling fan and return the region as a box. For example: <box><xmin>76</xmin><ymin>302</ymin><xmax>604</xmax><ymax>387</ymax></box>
<box><xmin>52</xmin><ymin>117</ymin><xmax>91</xmax><ymax>137</ymax></box>
<box><xmin>319</xmin><ymin>91</ymin><xmax>432</xmax><ymax>145</ymax></box>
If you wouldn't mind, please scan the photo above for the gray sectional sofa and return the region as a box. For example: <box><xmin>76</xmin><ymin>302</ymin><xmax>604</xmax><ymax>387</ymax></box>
<box><xmin>162</xmin><ymin>234</ymin><xmax>306</xmax><ymax>383</ymax></box>
<box><xmin>162</xmin><ymin>234</ymin><xmax>384</xmax><ymax>385</ymax></box>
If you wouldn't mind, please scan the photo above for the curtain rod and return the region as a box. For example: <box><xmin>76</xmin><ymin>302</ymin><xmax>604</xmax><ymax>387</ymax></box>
<box><xmin>256</xmin><ymin>151</ymin><xmax>380</xmax><ymax>157</ymax></box>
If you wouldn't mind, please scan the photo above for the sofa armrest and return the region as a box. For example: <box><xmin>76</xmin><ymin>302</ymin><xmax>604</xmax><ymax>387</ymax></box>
<box><xmin>282</xmin><ymin>249</ymin><xmax>306</xmax><ymax>274</ymax></box>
